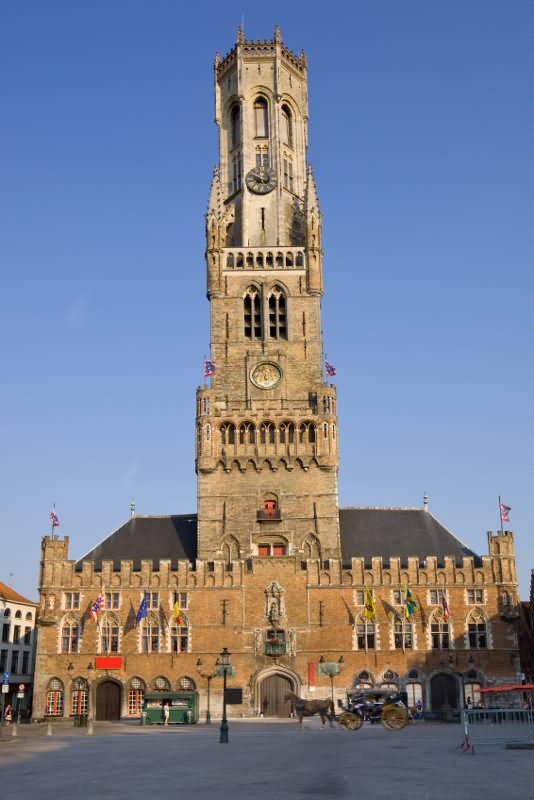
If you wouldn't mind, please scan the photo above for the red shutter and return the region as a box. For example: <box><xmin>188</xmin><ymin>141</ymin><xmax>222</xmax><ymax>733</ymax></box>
<box><xmin>307</xmin><ymin>661</ymin><xmax>316</xmax><ymax>689</ymax></box>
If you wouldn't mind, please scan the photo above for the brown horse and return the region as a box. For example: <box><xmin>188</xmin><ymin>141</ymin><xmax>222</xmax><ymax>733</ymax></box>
<box><xmin>284</xmin><ymin>692</ymin><xmax>336</xmax><ymax>727</ymax></box>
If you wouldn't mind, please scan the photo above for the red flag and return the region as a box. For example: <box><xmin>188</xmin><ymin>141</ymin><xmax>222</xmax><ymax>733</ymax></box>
<box><xmin>440</xmin><ymin>593</ymin><xmax>449</xmax><ymax>621</ymax></box>
<box><xmin>50</xmin><ymin>507</ymin><xmax>60</xmax><ymax>528</ymax></box>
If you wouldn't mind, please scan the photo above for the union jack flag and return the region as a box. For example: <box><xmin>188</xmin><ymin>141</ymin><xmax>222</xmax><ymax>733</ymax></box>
<box><xmin>204</xmin><ymin>359</ymin><xmax>216</xmax><ymax>377</ymax></box>
<box><xmin>50</xmin><ymin>506</ymin><xmax>60</xmax><ymax>528</ymax></box>
<box><xmin>500</xmin><ymin>502</ymin><xmax>511</xmax><ymax>523</ymax></box>
<box><xmin>325</xmin><ymin>361</ymin><xmax>336</xmax><ymax>377</ymax></box>
<box><xmin>90</xmin><ymin>592</ymin><xmax>104</xmax><ymax>623</ymax></box>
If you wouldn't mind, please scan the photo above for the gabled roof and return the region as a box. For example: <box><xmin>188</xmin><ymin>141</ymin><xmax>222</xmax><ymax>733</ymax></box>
<box><xmin>75</xmin><ymin>507</ymin><xmax>480</xmax><ymax>570</ymax></box>
<box><xmin>0</xmin><ymin>581</ymin><xmax>37</xmax><ymax>605</ymax></box>
<box><xmin>75</xmin><ymin>515</ymin><xmax>197</xmax><ymax>571</ymax></box>
<box><xmin>339</xmin><ymin>507</ymin><xmax>480</xmax><ymax>565</ymax></box>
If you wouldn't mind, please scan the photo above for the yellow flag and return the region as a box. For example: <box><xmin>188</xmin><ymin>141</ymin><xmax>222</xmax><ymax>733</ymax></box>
<box><xmin>364</xmin><ymin>587</ymin><xmax>376</xmax><ymax>621</ymax></box>
<box><xmin>173</xmin><ymin>600</ymin><xmax>181</xmax><ymax>625</ymax></box>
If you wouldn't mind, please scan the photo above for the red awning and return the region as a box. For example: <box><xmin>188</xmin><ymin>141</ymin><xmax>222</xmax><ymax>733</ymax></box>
<box><xmin>479</xmin><ymin>684</ymin><xmax>534</xmax><ymax>693</ymax></box>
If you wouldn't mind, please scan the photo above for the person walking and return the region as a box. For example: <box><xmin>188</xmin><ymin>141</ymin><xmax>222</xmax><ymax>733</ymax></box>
<box><xmin>4</xmin><ymin>704</ymin><xmax>13</xmax><ymax>725</ymax></box>
<box><xmin>163</xmin><ymin>701</ymin><xmax>170</xmax><ymax>726</ymax></box>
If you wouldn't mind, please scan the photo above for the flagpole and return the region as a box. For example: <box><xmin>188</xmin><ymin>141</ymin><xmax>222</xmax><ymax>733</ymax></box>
<box><xmin>498</xmin><ymin>495</ymin><xmax>503</xmax><ymax>535</ymax></box>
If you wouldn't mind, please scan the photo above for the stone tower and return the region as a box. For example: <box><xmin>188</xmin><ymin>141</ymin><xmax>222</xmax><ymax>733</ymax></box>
<box><xmin>196</xmin><ymin>27</ymin><xmax>340</xmax><ymax>562</ymax></box>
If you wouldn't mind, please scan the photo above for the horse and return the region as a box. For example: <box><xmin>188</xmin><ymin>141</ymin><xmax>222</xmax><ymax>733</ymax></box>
<box><xmin>284</xmin><ymin>692</ymin><xmax>336</xmax><ymax>728</ymax></box>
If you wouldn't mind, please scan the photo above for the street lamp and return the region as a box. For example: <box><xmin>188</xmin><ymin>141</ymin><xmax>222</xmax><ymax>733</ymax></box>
<box><xmin>219</xmin><ymin>647</ymin><xmax>231</xmax><ymax>744</ymax></box>
<box><xmin>319</xmin><ymin>656</ymin><xmax>344</xmax><ymax>703</ymax></box>
<box><xmin>196</xmin><ymin>657</ymin><xmax>220</xmax><ymax>724</ymax></box>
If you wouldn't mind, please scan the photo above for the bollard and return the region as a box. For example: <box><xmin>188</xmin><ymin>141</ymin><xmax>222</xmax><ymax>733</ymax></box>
<box><xmin>87</xmin><ymin>720</ymin><xmax>94</xmax><ymax>735</ymax></box>
<box><xmin>11</xmin><ymin>723</ymin><xmax>17</xmax><ymax>737</ymax></box>
<box><xmin>47</xmin><ymin>721</ymin><xmax>53</xmax><ymax>736</ymax></box>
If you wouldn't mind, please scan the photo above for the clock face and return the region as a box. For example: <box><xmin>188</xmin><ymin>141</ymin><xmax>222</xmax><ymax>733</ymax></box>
<box><xmin>245</xmin><ymin>166</ymin><xmax>277</xmax><ymax>194</ymax></box>
<box><xmin>250</xmin><ymin>362</ymin><xmax>282</xmax><ymax>390</ymax></box>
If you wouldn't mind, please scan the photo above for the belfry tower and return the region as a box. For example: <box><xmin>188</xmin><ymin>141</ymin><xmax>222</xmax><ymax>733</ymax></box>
<box><xmin>196</xmin><ymin>27</ymin><xmax>340</xmax><ymax>562</ymax></box>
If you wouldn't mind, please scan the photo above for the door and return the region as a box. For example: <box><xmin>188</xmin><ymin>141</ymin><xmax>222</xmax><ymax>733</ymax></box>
<box><xmin>430</xmin><ymin>673</ymin><xmax>459</xmax><ymax>711</ymax></box>
<box><xmin>260</xmin><ymin>674</ymin><xmax>292</xmax><ymax>717</ymax></box>
<box><xmin>96</xmin><ymin>681</ymin><xmax>121</xmax><ymax>720</ymax></box>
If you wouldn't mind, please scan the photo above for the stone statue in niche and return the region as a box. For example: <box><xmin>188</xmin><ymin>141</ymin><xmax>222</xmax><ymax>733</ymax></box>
<box><xmin>47</xmin><ymin>595</ymin><xmax>55</xmax><ymax>610</ymax></box>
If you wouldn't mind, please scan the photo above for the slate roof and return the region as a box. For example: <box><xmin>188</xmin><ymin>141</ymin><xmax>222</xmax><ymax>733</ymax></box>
<box><xmin>339</xmin><ymin>508</ymin><xmax>480</xmax><ymax>565</ymax></box>
<box><xmin>75</xmin><ymin>508</ymin><xmax>480</xmax><ymax>570</ymax></box>
<box><xmin>75</xmin><ymin>515</ymin><xmax>197</xmax><ymax>571</ymax></box>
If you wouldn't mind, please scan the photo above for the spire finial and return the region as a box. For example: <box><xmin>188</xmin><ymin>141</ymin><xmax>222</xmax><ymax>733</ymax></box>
<box><xmin>236</xmin><ymin>24</ymin><xmax>244</xmax><ymax>45</ymax></box>
<box><xmin>130</xmin><ymin>499</ymin><xmax>136</xmax><ymax>518</ymax></box>
<box><xmin>274</xmin><ymin>25</ymin><xmax>281</xmax><ymax>44</ymax></box>
<box><xmin>423</xmin><ymin>492</ymin><xmax>429</xmax><ymax>512</ymax></box>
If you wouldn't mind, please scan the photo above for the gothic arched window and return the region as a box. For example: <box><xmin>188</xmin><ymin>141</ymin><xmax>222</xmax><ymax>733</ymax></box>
<box><xmin>254</xmin><ymin>96</ymin><xmax>269</xmax><ymax>138</ymax></box>
<box><xmin>355</xmin><ymin>615</ymin><xmax>376</xmax><ymax>650</ymax></box>
<box><xmin>230</xmin><ymin>104</ymin><xmax>240</xmax><ymax>149</ymax></box>
<box><xmin>303</xmin><ymin>534</ymin><xmax>320</xmax><ymax>560</ymax></box>
<box><xmin>219</xmin><ymin>423</ymin><xmax>235</xmax><ymax>446</ymax></box>
<box><xmin>71</xmin><ymin>677</ymin><xmax>89</xmax><ymax>717</ymax></box>
<box><xmin>259</xmin><ymin>421</ymin><xmax>275</xmax><ymax>445</ymax></box>
<box><xmin>128</xmin><ymin>677</ymin><xmax>145</xmax><ymax>717</ymax></box>
<box><xmin>281</xmin><ymin>104</ymin><xmax>293</xmax><ymax>147</ymax></box>
<box><xmin>239</xmin><ymin>422</ymin><xmax>255</xmax><ymax>445</ymax></box>
<box><xmin>46</xmin><ymin>678</ymin><xmax>64</xmax><ymax>717</ymax></box>
<box><xmin>100</xmin><ymin>614</ymin><xmax>120</xmax><ymax>654</ymax></box>
<box><xmin>467</xmin><ymin>610</ymin><xmax>488</xmax><ymax>649</ymax></box>
<box><xmin>268</xmin><ymin>286</ymin><xmax>287</xmax><ymax>339</ymax></box>
<box><xmin>430</xmin><ymin>610</ymin><xmax>450</xmax><ymax>650</ymax></box>
<box><xmin>244</xmin><ymin>287</ymin><xmax>262</xmax><ymax>339</ymax></box>
<box><xmin>279</xmin><ymin>421</ymin><xmax>295</xmax><ymax>444</ymax></box>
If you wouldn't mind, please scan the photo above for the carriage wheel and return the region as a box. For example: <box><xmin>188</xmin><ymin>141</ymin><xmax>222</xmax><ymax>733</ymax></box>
<box><xmin>338</xmin><ymin>711</ymin><xmax>363</xmax><ymax>731</ymax></box>
<box><xmin>381</xmin><ymin>706</ymin><xmax>408</xmax><ymax>731</ymax></box>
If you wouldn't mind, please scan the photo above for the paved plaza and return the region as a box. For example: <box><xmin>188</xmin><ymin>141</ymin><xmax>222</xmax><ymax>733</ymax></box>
<box><xmin>1</xmin><ymin>719</ymin><xmax>533</xmax><ymax>799</ymax></box>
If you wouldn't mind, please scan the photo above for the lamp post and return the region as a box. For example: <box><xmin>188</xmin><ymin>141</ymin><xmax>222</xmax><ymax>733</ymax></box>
<box><xmin>319</xmin><ymin>656</ymin><xmax>344</xmax><ymax>703</ymax></box>
<box><xmin>196</xmin><ymin>657</ymin><xmax>219</xmax><ymax>724</ymax></box>
<box><xmin>219</xmin><ymin>647</ymin><xmax>231</xmax><ymax>744</ymax></box>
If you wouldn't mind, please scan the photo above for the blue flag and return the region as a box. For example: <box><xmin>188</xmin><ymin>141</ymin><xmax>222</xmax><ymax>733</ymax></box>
<box><xmin>136</xmin><ymin>592</ymin><xmax>148</xmax><ymax>625</ymax></box>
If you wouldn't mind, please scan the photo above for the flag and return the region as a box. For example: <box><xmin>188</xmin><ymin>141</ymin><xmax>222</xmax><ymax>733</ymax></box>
<box><xmin>204</xmin><ymin>359</ymin><xmax>216</xmax><ymax>377</ymax></box>
<box><xmin>364</xmin><ymin>587</ymin><xmax>376</xmax><ymax>621</ymax></box>
<box><xmin>173</xmin><ymin>599</ymin><xmax>182</xmax><ymax>625</ymax></box>
<box><xmin>500</xmin><ymin>501</ymin><xmax>511</xmax><ymax>524</ymax></box>
<box><xmin>50</xmin><ymin>506</ymin><xmax>60</xmax><ymax>528</ymax></box>
<box><xmin>136</xmin><ymin>592</ymin><xmax>148</xmax><ymax>625</ymax></box>
<box><xmin>90</xmin><ymin>592</ymin><xmax>104</xmax><ymax>623</ymax></box>
<box><xmin>440</xmin><ymin>592</ymin><xmax>449</xmax><ymax>622</ymax></box>
<box><xmin>325</xmin><ymin>361</ymin><xmax>336</xmax><ymax>377</ymax></box>
<box><xmin>403</xmin><ymin>586</ymin><xmax>417</xmax><ymax>619</ymax></box>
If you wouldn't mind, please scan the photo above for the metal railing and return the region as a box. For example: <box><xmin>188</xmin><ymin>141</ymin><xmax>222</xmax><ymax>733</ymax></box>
<box><xmin>461</xmin><ymin>708</ymin><xmax>534</xmax><ymax>753</ymax></box>
<box><xmin>264</xmin><ymin>641</ymin><xmax>287</xmax><ymax>657</ymax></box>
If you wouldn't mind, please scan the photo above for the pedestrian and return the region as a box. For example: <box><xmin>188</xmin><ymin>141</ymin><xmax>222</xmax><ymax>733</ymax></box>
<box><xmin>163</xmin><ymin>701</ymin><xmax>170</xmax><ymax>726</ymax></box>
<box><xmin>415</xmin><ymin>699</ymin><xmax>423</xmax><ymax>719</ymax></box>
<box><xmin>4</xmin><ymin>704</ymin><xmax>13</xmax><ymax>725</ymax></box>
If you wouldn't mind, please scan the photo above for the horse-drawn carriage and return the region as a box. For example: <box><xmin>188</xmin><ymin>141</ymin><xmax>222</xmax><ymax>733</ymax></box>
<box><xmin>337</xmin><ymin>687</ymin><xmax>409</xmax><ymax>731</ymax></box>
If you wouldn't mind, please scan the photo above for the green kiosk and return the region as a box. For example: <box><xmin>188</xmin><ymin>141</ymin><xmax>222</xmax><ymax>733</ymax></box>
<box><xmin>142</xmin><ymin>692</ymin><xmax>198</xmax><ymax>725</ymax></box>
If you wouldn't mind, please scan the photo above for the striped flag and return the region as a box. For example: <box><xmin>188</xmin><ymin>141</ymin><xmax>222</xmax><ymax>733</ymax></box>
<box><xmin>499</xmin><ymin>501</ymin><xmax>511</xmax><ymax>524</ymax></box>
<box><xmin>50</xmin><ymin>506</ymin><xmax>60</xmax><ymax>528</ymax></box>
<box><xmin>440</xmin><ymin>592</ymin><xmax>449</xmax><ymax>622</ymax></box>
<box><xmin>204</xmin><ymin>359</ymin><xmax>216</xmax><ymax>377</ymax></box>
<box><xmin>403</xmin><ymin>586</ymin><xmax>417</xmax><ymax>619</ymax></box>
<box><xmin>325</xmin><ymin>361</ymin><xmax>336</xmax><ymax>377</ymax></box>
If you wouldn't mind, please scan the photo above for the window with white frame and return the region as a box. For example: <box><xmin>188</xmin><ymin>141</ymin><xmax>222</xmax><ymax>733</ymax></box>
<box><xmin>405</xmin><ymin>683</ymin><xmax>423</xmax><ymax>708</ymax></box>
<box><xmin>464</xmin><ymin>682</ymin><xmax>481</xmax><ymax>707</ymax></box>
<box><xmin>64</xmin><ymin>592</ymin><xmax>80</xmax><ymax>610</ymax></box>
<box><xmin>430</xmin><ymin>610</ymin><xmax>450</xmax><ymax>649</ymax></box>
<box><xmin>354</xmin><ymin>590</ymin><xmax>365</xmax><ymax>606</ymax></box>
<box><xmin>467</xmin><ymin>610</ymin><xmax>488</xmax><ymax>649</ymax></box>
<box><xmin>46</xmin><ymin>679</ymin><xmax>63</xmax><ymax>716</ymax></box>
<box><xmin>147</xmin><ymin>593</ymin><xmax>159</xmax><ymax>610</ymax></box>
<box><xmin>61</xmin><ymin>623</ymin><xmax>80</xmax><ymax>654</ymax></box>
<box><xmin>171</xmin><ymin>626</ymin><xmax>189</xmax><ymax>654</ymax></box>
<box><xmin>394</xmin><ymin>619</ymin><xmax>413</xmax><ymax>649</ymax></box>
<box><xmin>71</xmin><ymin>678</ymin><xmax>89</xmax><ymax>716</ymax></box>
<box><xmin>100</xmin><ymin>621</ymin><xmax>120</xmax><ymax>654</ymax></box>
<box><xmin>355</xmin><ymin>618</ymin><xmax>375</xmax><ymax>650</ymax></box>
<box><xmin>142</xmin><ymin>621</ymin><xmax>160</xmax><ymax>653</ymax></box>
<box><xmin>104</xmin><ymin>592</ymin><xmax>120</xmax><ymax>609</ymax></box>
<box><xmin>467</xmin><ymin>589</ymin><xmax>484</xmax><ymax>604</ymax></box>
<box><xmin>128</xmin><ymin>677</ymin><xmax>145</xmax><ymax>717</ymax></box>
<box><xmin>429</xmin><ymin>589</ymin><xmax>448</xmax><ymax>605</ymax></box>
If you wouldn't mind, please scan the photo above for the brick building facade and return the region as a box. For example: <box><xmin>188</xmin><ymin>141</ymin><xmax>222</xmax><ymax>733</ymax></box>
<box><xmin>33</xmin><ymin>28</ymin><xmax>520</xmax><ymax>722</ymax></box>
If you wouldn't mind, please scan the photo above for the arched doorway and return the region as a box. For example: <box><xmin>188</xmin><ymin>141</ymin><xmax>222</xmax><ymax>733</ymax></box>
<box><xmin>259</xmin><ymin>674</ymin><xmax>293</xmax><ymax>717</ymax></box>
<box><xmin>96</xmin><ymin>680</ymin><xmax>121</xmax><ymax>721</ymax></box>
<box><xmin>430</xmin><ymin>673</ymin><xmax>459</xmax><ymax>711</ymax></box>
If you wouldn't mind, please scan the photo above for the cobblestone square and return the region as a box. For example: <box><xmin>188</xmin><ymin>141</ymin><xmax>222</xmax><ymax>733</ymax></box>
<box><xmin>1</xmin><ymin>720</ymin><xmax>533</xmax><ymax>799</ymax></box>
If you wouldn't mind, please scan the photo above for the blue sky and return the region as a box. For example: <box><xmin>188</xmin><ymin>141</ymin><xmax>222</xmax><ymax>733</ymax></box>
<box><xmin>1</xmin><ymin>1</ymin><xmax>533</xmax><ymax>600</ymax></box>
